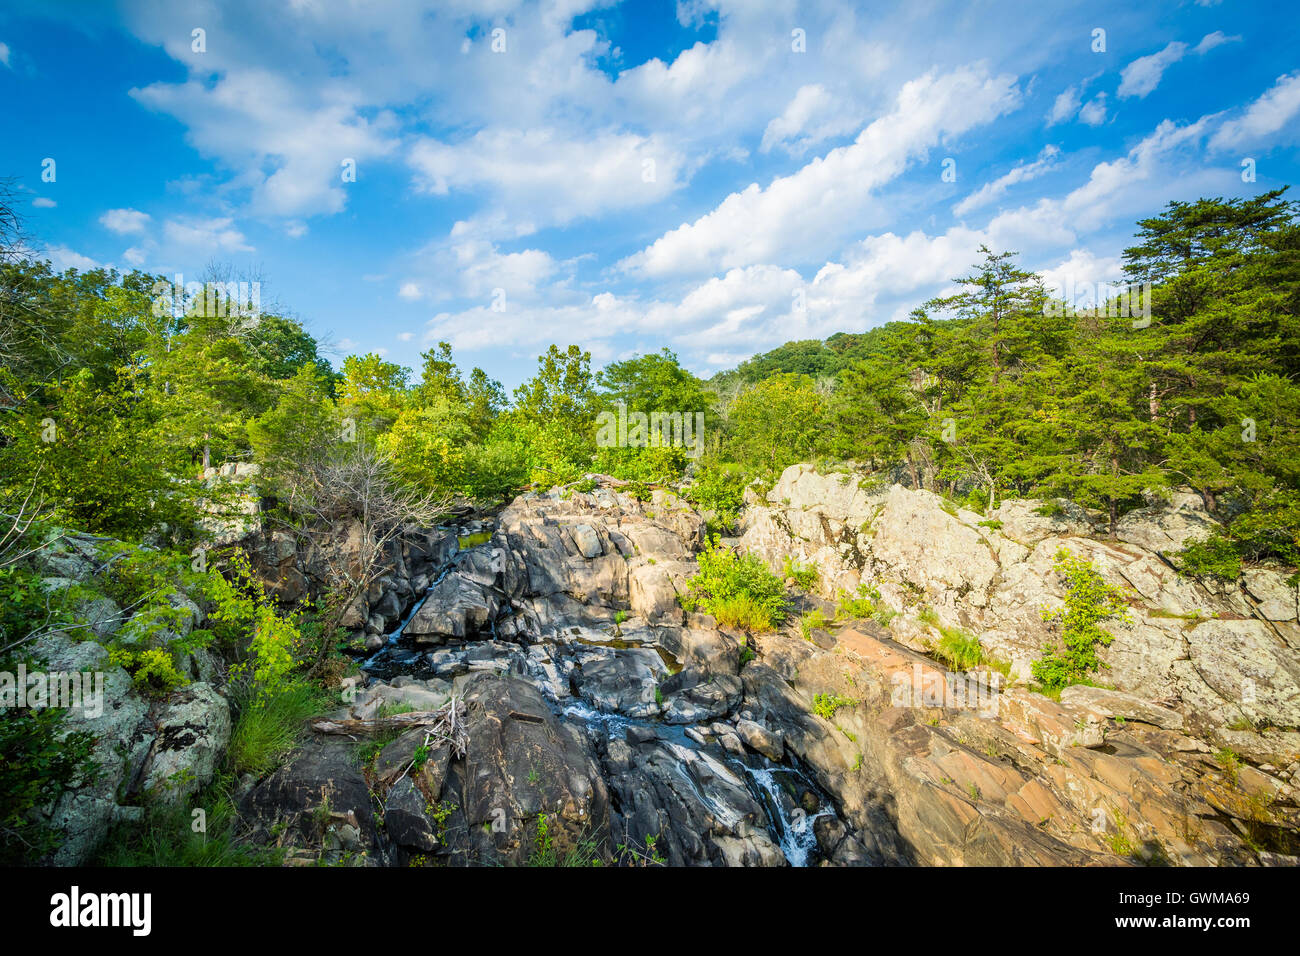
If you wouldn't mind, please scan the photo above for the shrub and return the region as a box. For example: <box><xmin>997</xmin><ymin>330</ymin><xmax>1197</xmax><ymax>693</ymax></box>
<box><xmin>812</xmin><ymin>692</ymin><xmax>856</xmax><ymax>721</ymax></box>
<box><xmin>681</xmin><ymin>538</ymin><xmax>786</xmax><ymax>631</ymax></box>
<box><xmin>836</xmin><ymin>584</ymin><xmax>880</xmax><ymax>619</ymax></box>
<box><xmin>782</xmin><ymin>556</ymin><xmax>819</xmax><ymax>590</ymax></box>
<box><xmin>1033</xmin><ymin>549</ymin><xmax>1130</xmax><ymax>691</ymax></box>
<box><xmin>935</xmin><ymin>627</ymin><xmax>984</xmax><ymax>672</ymax></box>
<box><xmin>0</xmin><ymin>701</ymin><xmax>99</xmax><ymax>864</ymax></box>
<box><xmin>683</xmin><ymin>462</ymin><xmax>747</xmax><ymax>534</ymax></box>
<box><xmin>1174</xmin><ymin>533</ymin><xmax>1243</xmax><ymax>581</ymax></box>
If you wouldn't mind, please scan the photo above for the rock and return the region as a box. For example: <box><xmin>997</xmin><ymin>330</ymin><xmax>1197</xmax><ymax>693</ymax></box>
<box><xmin>29</xmin><ymin>633</ymin><xmax>152</xmax><ymax>865</ymax></box>
<box><xmin>735</xmin><ymin>718</ymin><xmax>785</xmax><ymax>760</ymax></box>
<box><xmin>405</xmin><ymin>571</ymin><xmax>500</xmax><ymax>642</ymax></box>
<box><xmin>141</xmin><ymin>682</ymin><xmax>232</xmax><ymax>805</ymax></box>
<box><xmin>1059</xmin><ymin>685</ymin><xmax>1185</xmax><ymax>731</ymax></box>
<box><xmin>241</xmin><ymin>736</ymin><xmax>380</xmax><ymax>860</ymax></box>
<box><xmin>1184</xmin><ymin>619</ymin><xmax>1300</xmax><ymax>728</ymax></box>
<box><xmin>572</xmin><ymin>649</ymin><xmax>667</xmax><ymax>718</ymax></box>
<box><xmin>453</xmin><ymin>676</ymin><xmax>611</xmax><ymax>866</ymax></box>
<box><xmin>1115</xmin><ymin>490</ymin><xmax>1217</xmax><ymax>554</ymax></box>
<box><xmin>571</xmin><ymin>524</ymin><xmax>603</xmax><ymax>558</ymax></box>
<box><xmin>1243</xmin><ymin>568</ymin><xmax>1298</xmax><ymax>622</ymax></box>
<box><xmin>661</xmin><ymin>671</ymin><xmax>743</xmax><ymax>724</ymax></box>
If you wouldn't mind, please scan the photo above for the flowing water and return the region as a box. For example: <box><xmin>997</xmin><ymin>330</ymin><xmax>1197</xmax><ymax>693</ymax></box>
<box><xmin>356</xmin><ymin>530</ymin><xmax>839</xmax><ymax>866</ymax></box>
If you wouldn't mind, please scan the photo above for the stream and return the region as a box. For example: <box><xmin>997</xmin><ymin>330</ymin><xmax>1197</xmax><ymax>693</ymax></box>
<box><xmin>356</xmin><ymin>526</ymin><xmax>840</xmax><ymax>867</ymax></box>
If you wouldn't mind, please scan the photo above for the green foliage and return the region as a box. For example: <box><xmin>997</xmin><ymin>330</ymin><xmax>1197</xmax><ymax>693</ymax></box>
<box><xmin>1175</xmin><ymin>533</ymin><xmax>1243</xmax><ymax>580</ymax></box>
<box><xmin>935</xmin><ymin>627</ymin><xmax>985</xmax><ymax>672</ymax></box>
<box><xmin>94</xmin><ymin>774</ymin><xmax>280</xmax><ymax>866</ymax></box>
<box><xmin>782</xmin><ymin>556</ymin><xmax>819</xmax><ymax>590</ymax></box>
<box><xmin>724</xmin><ymin>373</ymin><xmax>827</xmax><ymax>472</ymax></box>
<box><xmin>681</xmin><ymin>538</ymin><xmax>787</xmax><ymax>631</ymax></box>
<box><xmin>227</xmin><ymin>680</ymin><xmax>331</xmax><ymax>777</ymax></box>
<box><xmin>206</xmin><ymin>550</ymin><xmax>302</xmax><ymax>698</ymax></box>
<box><xmin>1033</xmin><ymin>550</ymin><xmax>1131</xmax><ymax>691</ymax></box>
<box><xmin>0</xmin><ymin>368</ymin><xmax>202</xmax><ymax>540</ymax></box>
<box><xmin>812</xmin><ymin>692</ymin><xmax>856</xmax><ymax>721</ymax></box>
<box><xmin>0</xmin><ymin>702</ymin><xmax>99</xmax><ymax>864</ymax></box>
<box><xmin>683</xmin><ymin>461</ymin><xmax>747</xmax><ymax>533</ymax></box>
<box><xmin>836</xmin><ymin>584</ymin><xmax>880</xmax><ymax>619</ymax></box>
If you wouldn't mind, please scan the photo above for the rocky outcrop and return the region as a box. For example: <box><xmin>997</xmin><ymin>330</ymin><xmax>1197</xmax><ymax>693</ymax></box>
<box><xmin>741</xmin><ymin>465</ymin><xmax>1300</xmax><ymax>743</ymax></box>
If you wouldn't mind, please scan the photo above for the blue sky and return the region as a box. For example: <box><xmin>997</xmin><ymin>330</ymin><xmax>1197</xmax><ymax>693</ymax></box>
<box><xmin>2</xmin><ymin>0</ymin><xmax>1297</xmax><ymax>389</ymax></box>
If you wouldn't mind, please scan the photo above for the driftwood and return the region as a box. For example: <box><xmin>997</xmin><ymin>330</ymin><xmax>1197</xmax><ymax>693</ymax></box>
<box><xmin>311</xmin><ymin>711</ymin><xmax>447</xmax><ymax>735</ymax></box>
<box><xmin>312</xmin><ymin>696</ymin><xmax>468</xmax><ymax>759</ymax></box>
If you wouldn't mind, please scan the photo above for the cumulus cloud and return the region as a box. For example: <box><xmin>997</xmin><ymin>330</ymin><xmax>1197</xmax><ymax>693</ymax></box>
<box><xmin>1119</xmin><ymin>32</ymin><xmax>1239</xmax><ymax>100</ymax></box>
<box><xmin>1046</xmin><ymin>85</ymin><xmax>1082</xmax><ymax>126</ymax></box>
<box><xmin>99</xmin><ymin>208</ymin><xmax>152</xmax><ymax>234</ymax></box>
<box><xmin>1208</xmin><ymin>71</ymin><xmax>1300</xmax><ymax>151</ymax></box>
<box><xmin>1078</xmin><ymin>94</ymin><xmax>1108</xmax><ymax>126</ymax></box>
<box><xmin>32</xmin><ymin>197</ymin><xmax>56</xmax><ymax>209</ymax></box>
<box><xmin>621</xmin><ymin>65</ymin><xmax>1021</xmax><ymax>278</ymax></box>
<box><xmin>760</xmin><ymin>84</ymin><xmax>862</xmax><ymax>155</ymax></box>
<box><xmin>1118</xmin><ymin>41</ymin><xmax>1188</xmax><ymax>100</ymax></box>
<box><xmin>162</xmin><ymin>216</ymin><xmax>253</xmax><ymax>253</ymax></box>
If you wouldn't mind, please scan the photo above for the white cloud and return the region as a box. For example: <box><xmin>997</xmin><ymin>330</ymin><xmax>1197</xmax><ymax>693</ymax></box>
<box><xmin>1118</xmin><ymin>42</ymin><xmax>1188</xmax><ymax>100</ymax></box>
<box><xmin>953</xmin><ymin>145</ymin><xmax>1060</xmax><ymax>217</ymax></box>
<box><xmin>162</xmin><ymin>216</ymin><xmax>253</xmax><ymax>253</ymax></box>
<box><xmin>123</xmin><ymin>247</ymin><xmax>148</xmax><ymax>267</ymax></box>
<box><xmin>408</xmin><ymin>128</ymin><xmax>687</xmax><ymax>235</ymax></box>
<box><xmin>398</xmin><ymin>282</ymin><xmax>423</xmax><ymax>300</ymax></box>
<box><xmin>32</xmin><ymin>197</ymin><xmax>56</xmax><ymax>209</ymax></box>
<box><xmin>99</xmin><ymin>208</ymin><xmax>153</xmax><ymax>234</ymax></box>
<box><xmin>1119</xmin><ymin>33</ymin><xmax>1239</xmax><ymax>100</ymax></box>
<box><xmin>1193</xmin><ymin>30</ymin><xmax>1238</xmax><ymax>55</ymax></box>
<box><xmin>0</xmin><ymin>42</ymin><xmax>10</xmax><ymax>68</ymax></box>
<box><xmin>1078</xmin><ymin>94</ymin><xmax>1108</xmax><ymax>127</ymax></box>
<box><xmin>1208</xmin><ymin>71</ymin><xmax>1300</xmax><ymax>151</ymax></box>
<box><xmin>622</xmin><ymin>65</ymin><xmax>1022</xmax><ymax>278</ymax></box>
<box><xmin>760</xmin><ymin>84</ymin><xmax>861</xmax><ymax>155</ymax></box>
<box><xmin>40</xmin><ymin>245</ymin><xmax>101</xmax><ymax>272</ymax></box>
<box><xmin>1046</xmin><ymin>85</ymin><xmax>1081</xmax><ymax>126</ymax></box>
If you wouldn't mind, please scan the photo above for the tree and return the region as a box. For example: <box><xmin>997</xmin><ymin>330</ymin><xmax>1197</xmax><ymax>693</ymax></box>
<box><xmin>725</xmin><ymin>374</ymin><xmax>826</xmax><ymax>473</ymax></box>
<box><xmin>272</xmin><ymin>436</ymin><xmax>450</xmax><ymax>668</ymax></box>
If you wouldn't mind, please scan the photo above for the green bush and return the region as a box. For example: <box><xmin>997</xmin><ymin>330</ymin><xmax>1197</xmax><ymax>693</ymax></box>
<box><xmin>782</xmin><ymin>556</ymin><xmax>819</xmax><ymax>590</ymax></box>
<box><xmin>683</xmin><ymin>462</ymin><xmax>747</xmax><ymax>533</ymax></box>
<box><xmin>1033</xmin><ymin>550</ymin><xmax>1130</xmax><ymax>691</ymax></box>
<box><xmin>1174</xmin><ymin>533</ymin><xmax>1242</xmax><ymax>580</ymax></box>
<box><xmin>812</xmin><ymin>692</ymin><xmax>856</xmax><ymax>721</ymax></box>
<box><xmin>681</xmin><ymin>537</ymin><xmax>786</xmax><ymax>631</ymax></box>
<box><xmin>0</xmin><ymin>701</ymin><xmax>99</xmax><ymax>864</ymax></box>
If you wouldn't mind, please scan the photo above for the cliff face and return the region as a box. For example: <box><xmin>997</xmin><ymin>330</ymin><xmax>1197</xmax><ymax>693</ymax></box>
<box><xmin>21</xmin><ymin>466</ymin><xmax>1300</xmax><ymax>866</ymax></box>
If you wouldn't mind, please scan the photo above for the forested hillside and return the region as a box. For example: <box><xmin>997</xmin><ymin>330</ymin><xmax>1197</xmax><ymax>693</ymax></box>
<box><xmin>3</xmin><ymin>189</ymin><xmax>1297</xmax><ymax>574</ymax></box>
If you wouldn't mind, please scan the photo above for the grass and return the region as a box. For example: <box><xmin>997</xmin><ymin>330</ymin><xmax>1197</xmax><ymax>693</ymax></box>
<box><xmin>782</xmin><ymin>556</ymin><xmax>819</xmax><ymax>591</ymax></box>
<box><xmin>94</xmin><ymin>774</ymin><xmax>280</xmax><ymax>866</ymax></box>
<box><xmin>935</xmin><ymin>626</ymin><xmax>984</xmax><ymax>671</ymax></box>
<box><xmin>711</xmin><ymin>593</ymin><xmax>780</xmax><ymax>630</ymax></box>
<box><xmin>228</xmin><ymin>680</ymin><xmax>333</xmax><ymax>777</ymax></box>
<box><xmin>799</xmin><ymin>608</ymin><xmax>832</xmax><ymax>641</ymax></box>
<box><xmin>1215</xmin><ymin>747</ymin><xmax>1242</xmax><ymax>786</ymax></box>
<box><xmin>526</xmin><ymin>813</ymin><xmax>604</xmax><ymax>867</ymax></box>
